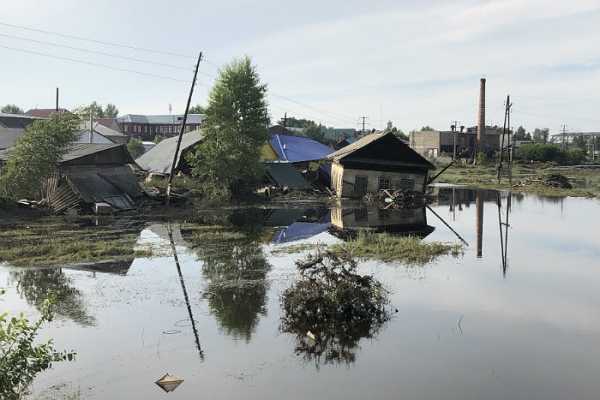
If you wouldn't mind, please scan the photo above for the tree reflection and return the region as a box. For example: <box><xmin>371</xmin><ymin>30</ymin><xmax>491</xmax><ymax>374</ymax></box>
<box><xmin>10</xmin><ymin>268</ymin><xmax>95</xmax><ymax>326</ymax></box>
<box><xmin>184</xmin><ymin>225</ymin><xmax>270</xmax><ymax>342</ymax></box>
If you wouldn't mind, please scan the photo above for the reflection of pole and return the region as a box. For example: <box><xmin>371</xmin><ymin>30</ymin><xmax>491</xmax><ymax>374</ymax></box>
<box><xmin>452</xmin><ymin>187</ymin><xmax>456</xmax><ymax>221</ymax></box>
<box><xmin>497</xmin><ymin>193</ymin><xmax>506</xmax><ymax>274</ymax></box>
<box><xmin>167</xmin><ymin>222</ymin><xmax>204</xmax><ymax>360</ymax></box>
<box><xmin>426</xmin><ymin>205</ymin><xmax>469</xmax><ymax>246</ymax></box>
<box><xmin>504</xmin><ymin>192</ymin><xmax>511</xmax><ymax>276</ymax></box>
<box><xmin>476</xmin><ymin>191</ymin><xmax>484</xmax><ymax>258</ymax></box>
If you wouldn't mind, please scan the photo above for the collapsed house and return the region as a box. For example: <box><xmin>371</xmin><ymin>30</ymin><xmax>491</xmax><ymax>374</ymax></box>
<box><xmin>135</xmin><ymin>130</ymin><xmax>204</xmax><ymax>175</ymax></box>
<box><xmin>263</xmin><ymin>132</ymin><xmax>333</xmax><ymax>189</ymax></box>
<box><xmin>0</xmin><ymin>143</ymin><xmax>142</xmax><ymax>213</ymax></box>
<box><xmin>328</xmin><ymin>131</ymin><xmax>435</xmax><ymax>198</ymax></box>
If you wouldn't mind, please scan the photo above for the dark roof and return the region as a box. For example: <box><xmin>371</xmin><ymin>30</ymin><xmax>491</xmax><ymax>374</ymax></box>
<box><xmin>61</xmin><ymin>143</ymin><xmax>125</xmax><ymax>163</ymax></box>
<box><xmin>0</xmin><ymin>127</ymin><xmax>26</xmax><ymax>150</ymax></box>
<box><xmin>136</xmin><ymin>130</ymin><xmax>203</xmax><ymax>174</ymax></box>
<box><xmin>117</xmin><ymin>114</ymin><xmax>204</xmax><ymax>125</ymax></box>
<box><xmin>95</xmin><ymin>118</ymin><xmax>122</xmax><ymax>132</ymax></box>
<box><xmin>25</xmin><ymin>108</ymin><xmax>69</xmax><ymax>118</ymax></box>
<box><xmin>328</xmin><ymin>131</ymin><xmax>435</xmax><ymax>170</ymax></box>
<box><xmin>0</xmin><ymin>113</ymin><xmax>44</xmax><ymax>129</ymax></box>
<box><xmin>264</xmin><ymin>162</ymin><xmax>312</xmax><ymax>190</ymax></box>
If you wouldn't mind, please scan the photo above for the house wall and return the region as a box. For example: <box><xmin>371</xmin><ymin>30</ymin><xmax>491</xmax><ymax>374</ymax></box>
<box><xmin>409</xmin><ymin>130</ymin><xmax>441</xmax><ymax>157</ymax></box>
<box><xmin>331</xmin><ymin>206</ymin><xmax>426</xmax><ymax>230</ymax></box>
<box><xmin>331</xmin><ymin>162</ymin><xmax>428</xmax><ymax>198</ymax></box>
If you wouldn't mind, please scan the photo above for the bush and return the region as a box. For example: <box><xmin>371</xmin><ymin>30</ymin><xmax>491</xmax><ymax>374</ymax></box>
<box><xmin>516</xmin><ymin>143</ymin><xmax>587</xmax><ymax>165</ymax></box>
<box><xmin>0</xmin><ymin>291</ymin><xmax>75</xmax><ymax>399</ymax></box>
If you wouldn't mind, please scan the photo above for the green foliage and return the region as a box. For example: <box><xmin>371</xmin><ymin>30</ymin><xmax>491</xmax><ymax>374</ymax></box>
<box><xmin>0</xmin><ymin>114</ymin><xmax>79</xmax><ymax>199</ymax></box>
<box><xmin>516</xmin><ymin>143</ymin><xmax>587</xmax><ymax>165</ymax></box>
<box><xmin>188</xmin><ymin>104</ymin><xmax>205</xmax><ymax>114</ymax></box>
<box><xmin>1</xmin><ymin>104</ymin><xmax>24</xmax><ymax>114</ymax></box>
<box><xmin>514</xmin><ymin>126</ymin><xmax>531</xmax><ymax>141</ymax></box>
<box><xmin>187</xmin><ymin>56</ymin><xmax>269</xmax><ymax>199</ymax></box>
<box><xmin>0</xmin><ymin>292</ymin><xmax>75</xmax><ymax>399</ymax></box>
<box><xmin>420</xmin><ymin>126</ymin><xmax>435</xmax><ymax>131</ymax></box>
<box><xmin>73</xmin><ymin>102</ymin><xmax>118</xmax><ymax>119</ymax></box>
<box><xmin>304</xmin><ymin>124</ymin><xmax>325</xmax><ymax>142</ymax></box>
<box><xmin>532</xmin><ymin>128</ymin><xmax>549</xmax><ymax>143</ymax></box>
<box><xmin>127</xmin><ymin>138</ymin><xmax>145</xmax><ymax>159</ymax></box>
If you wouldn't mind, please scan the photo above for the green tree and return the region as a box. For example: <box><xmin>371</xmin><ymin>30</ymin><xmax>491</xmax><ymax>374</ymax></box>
<box><xmin>187</xmin><ymin>56</ymin><xmax>269</xmax><ymax>199</ymax></box>
<box><xmin>0</xmin><ymin>114</ymin><xmax>79</xmax><ymax>199</ymax></box>
<box><xmin>532</xmin><ymin>128</ymin><xmax>549</xmax><ymax>143</ymax></box>
<box><xmin>304</xmin><ymin>124</ymin><xmax>325</xmax><ymax>142</ymax></box>
<box><xmin>514</xmin><ymin>126</ymin><xmax>528</xmax><ymax>140</ymax></box>
<box><xmin>127</xmin><ymin>138</ymin><xmax>145</xmax><ymax>159</ymax></box>
<box><xmin>0</xmin><ymin>290</ymin><xmax>75</xmax><ymax>400</ymax></box>
<box><xmin>420</xmin><ymin>126</ymin><xmax>435</xmax><ymax>131</ymax></box>
<box><xmin>104</xmin><ymin>103</ymin><xmax>119</xmax><ymax>118</ymax></box>
<box><xmin>188</xmin><ymin>104</ymin><xmax>205</xmax><ymax>114</ymax></box>
<box><xmin>1</xmin><ymin>104</ymin><xmax>24</xmax><ymax>114</ymax></box>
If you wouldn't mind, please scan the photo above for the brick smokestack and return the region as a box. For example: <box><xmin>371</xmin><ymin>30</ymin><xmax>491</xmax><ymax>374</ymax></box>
<box><xmin>477</xmin><ymin>78</ymin><xmax>486</xmax><ymax>145</ymax></box>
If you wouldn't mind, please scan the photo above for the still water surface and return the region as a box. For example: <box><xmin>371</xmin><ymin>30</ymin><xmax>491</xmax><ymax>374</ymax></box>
<box><xmin>2</xmin><ymin>188</ymin><xmax>600</xmax><ymax>400</ymax></box>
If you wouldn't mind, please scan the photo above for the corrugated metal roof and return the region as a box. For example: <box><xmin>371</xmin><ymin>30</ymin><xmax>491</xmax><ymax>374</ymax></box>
<box><xmin>25</xmin><ymin>109</ymin><xmax>69</xmax><ymax>118</ymax></box>
<box><xmin>136</xmin><ymin>130</ymin><xmax>204</xmax><ymax>174</ymax></box>
<box><xmin>117</xmin><ymin>114</ymin><xmax>203</xmax><ymax>125</ymax></box>
<box><xmin>74</xmin><ymin>130</ymin><xmax>115</xmax><ymax>144</ymax></box>
<box><xmin>0</xmin><ymin>113</ymin><xmax>44</xmax><ymax>129</ymax></box>
<box><xmin>327</xmin><ymin>132</ymin><xmax>387</xmax><ymax>160</ymax></box>
<box><xmin>79</xmin><ymin>121</ymin><xmax>126</xmax><ymax>138</ymax></box>
<box><xmin>270</xmin><ymin>134</ymin><xmax>332</xmax><ymax>163</ymax></box>
<box><xmin>61</xmin><ymin>143</ymin><xmax>124</xmax><ymax>162</ymax></box>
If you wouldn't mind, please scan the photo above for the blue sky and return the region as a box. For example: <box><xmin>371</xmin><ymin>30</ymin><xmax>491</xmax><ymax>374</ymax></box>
<box><xmin>2</xmin><ymin>0</ymin><xmax>600</xmax><ymax>133</ymax></box>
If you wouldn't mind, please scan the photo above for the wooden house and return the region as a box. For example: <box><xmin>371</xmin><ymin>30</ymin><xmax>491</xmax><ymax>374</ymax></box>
<box><xmin>328</xmin><ymin>131</ymin><xmax>435</xmax><ymax>198</ymax></box>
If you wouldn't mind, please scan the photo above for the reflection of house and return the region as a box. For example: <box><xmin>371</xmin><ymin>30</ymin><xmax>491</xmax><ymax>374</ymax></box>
<box><xmin>136</xmin><ymin>130</ymin><xmax>203</xmax><ymax>175</ymax></box>
<box><xmin>330</xmin><ymin>206</ymin><xmax>434</xmax><ymax>238</ymax></box>
<box><xmin>409</xmin><ymin>126</ymin><xmax>503</xmax><ymax>158</ymax></box>
<box><xmin>328</xmin><ymin>131</ymin><xmax>435</xmax><ymax>198</ymax></box>
<box><xmin>117</xmin><ymin>114</ymin><xmax>203</xmax><ymax>141</ymax></box>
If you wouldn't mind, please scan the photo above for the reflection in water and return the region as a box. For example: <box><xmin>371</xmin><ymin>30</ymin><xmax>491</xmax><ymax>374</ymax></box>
<box><xmin>497</xmin><ymin>192</ymin><xmax>512</xmax><ymax>276</ymax></box>
<box><xmin>183</xmin><ymin>225</ymin><xmax>271</xmax><ymax>342</ymax></box>
<box><xmin>330</xmin><ymin>205</ymin><xmax>434</xmax><ymax>238</ymax></box>
<box><xmin>10</xmin><ymin>268</ymin><xmax>95</xmax><ymax>326</ymax></box>
<box><xmin>281</xmin><ymin>251</ymin><xmax>390</xmax><ymax>368</ymax></box>
<box><xmin>476</xmin><ymin>191</ymin><xmax>484</xmax><ymax>258</ymax></box>
<box><xmin>167</xmin><ymin>223</ymin><xmax>204</xmax><ymax>359</ymax></box>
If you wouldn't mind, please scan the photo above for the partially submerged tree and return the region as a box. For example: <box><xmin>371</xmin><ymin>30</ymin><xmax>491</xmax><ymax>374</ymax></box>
<box><xmin>1</xmin><ymin>104</ymin><xmax>24</xmax><ymax>114</ymax></box>
<box><xmin>187</xmin><ymin>56</ymin><xmax>269</xmax><ymax>199</ymax></box>
<box><xmin>0</xmin><ymin>114</ymin><xmax>79</xmax><ymax>199</ymax></box>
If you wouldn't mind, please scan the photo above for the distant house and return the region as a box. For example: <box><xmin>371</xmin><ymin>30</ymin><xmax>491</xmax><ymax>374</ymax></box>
<box><xmin>76</xmin><ymin>121</ymin><xmax>129</xmax><ymax>144</ymax></box>
<box><xmin>0</xmin><ymin>143</ymin><xmax>142</xmax><ymax>213</ymax></box>
<box><xmin>117</xmin><ymin>114</ymin><xmax>203</xmax><ymax>141</ymax></box>
<box><xmin>328</xmin><ymin>131</ymin><xmax>435</xmax><ymax>198</ymax></box>
<box><xmin>136</xmin><ymin>130</ymin><xmax>203</xmax><ymax>175</ymax></box>
<box><xmin>409</xmin><ymin>126</ymin><xmax>503</xmax><ymax>158</ymax></box>
<box><xmin>25</xmin><ymin>108</ymin><xmax>70</xmax><ymax>118</ymax></box>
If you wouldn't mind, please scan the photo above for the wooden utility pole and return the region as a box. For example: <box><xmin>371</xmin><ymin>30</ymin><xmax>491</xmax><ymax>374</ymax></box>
<box><xmin>360</xmin><ymin>116</ymin><xmax>368</xmax><ymax>134</ymax></box>
<box><xmin>55</xmin><ymin>87</ymin><xmax>59</xmax><ymax>112</ymax></box>
<box><xmin>166</xmin><ymin>51</ymin><xmax>203</xmax><ymax>205</ymax></box>
<box><xmin>497</xmin><ymin>95</ymin><xmax>511</xmax><ymax>182</ymax></box>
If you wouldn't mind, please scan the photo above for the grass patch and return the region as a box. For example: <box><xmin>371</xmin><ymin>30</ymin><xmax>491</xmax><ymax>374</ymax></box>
<box><xmin>438</xmin><ymin>162</ymin><xmax>600</xmax><ymax>198</ymax></box>
<box><xmin>271</xmin><ymin>243</ymin><xmax>324</xmax><ymax>255</ymax></box>
<box><xmin>329</xmin><ymin>231</ymin><xmax>463</xmax><ymax>265</ymax></box>
<box><xmin>0</xmin><ymin>219</ymin><xmax>152</xmax><ymax>267</ymax></box>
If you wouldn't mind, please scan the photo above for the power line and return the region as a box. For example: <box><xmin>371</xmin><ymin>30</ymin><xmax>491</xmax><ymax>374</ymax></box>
<box><xmin>0</xmin><ymin>20</ymin><xmax>194</xmax><ymax>59</ymax></box>
<box><xmin>0</xmin><ymin>44</ymin><xmax>192</xmax><ymax>83</ymax></box>
<box><xmin>0</xmin><ymin>32</ymin><xmax>194</xmax><ymax>71</ymax></box>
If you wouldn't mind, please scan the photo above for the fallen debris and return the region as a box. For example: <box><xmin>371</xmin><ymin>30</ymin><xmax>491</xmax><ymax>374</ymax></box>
<box><xmin>155</xmin><ymin>373</ymin><xmax>184</xmax><ymax>393</ymax></box>
<box><xmin>543</xmin><ymin>173</ymin><xmax>572</xmax><ymax>189</ymax></box>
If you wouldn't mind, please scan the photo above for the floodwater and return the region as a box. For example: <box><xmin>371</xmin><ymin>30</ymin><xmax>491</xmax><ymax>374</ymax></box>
<box><xmin>2</xmin><ymin>187</ymin><xmax>600</xmax><ymax>400</ymax></box>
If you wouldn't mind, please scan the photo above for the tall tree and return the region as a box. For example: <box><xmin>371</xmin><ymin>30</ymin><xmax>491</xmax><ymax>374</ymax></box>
<box><xmin>187</xmin><ymin>56</ymin><xmax>269</xmax><ymax>199</ymax></box>
<box><xmin>104</xmin><ymin>103</ymin><xmax>119</xmax><ymax>118</ymax></box>
<box><xmin>532</xmin><ymin>128</ymin><xmax>549</xmax><ymax>144</ymax></box>
<box><xmin>1</xmin><ymin>104</ymin><xmax>24</xmax><ymax>114</ymax></box>
<box><xmin>0</xmin><ymin>114</ymin><xmax>79</xmax><ymax>199</ymax></box>
<box><xmin>188</xmin><ymin>104</ymin><xmax>205</xmax><ymax>114</ymax></box>
<box><xmin>74</xmin><ymin>101</ymin><xmax>105</xmax><ymax>119</ymax></box>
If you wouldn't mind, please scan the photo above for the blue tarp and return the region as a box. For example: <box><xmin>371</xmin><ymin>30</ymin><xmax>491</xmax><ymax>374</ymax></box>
<box><xmin>272</xmin><ymin>221</ymin><xmax>331</xmax><ymax>243</ymax></box>
<box><xmin>270</xmin><ymin>134</ymin><xmax>333</xmax><ymax>163</ymax></box>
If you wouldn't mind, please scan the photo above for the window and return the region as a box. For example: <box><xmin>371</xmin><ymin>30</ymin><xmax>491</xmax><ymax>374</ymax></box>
<box><xmin>398</xmin><ymin>178</ymin><xmax>415</xmax><ymax>191</ymax></box>
<box><xmin>378</xmin><ymin>176</ymin><xmax>391</xmax><ymax>191</ymax></box>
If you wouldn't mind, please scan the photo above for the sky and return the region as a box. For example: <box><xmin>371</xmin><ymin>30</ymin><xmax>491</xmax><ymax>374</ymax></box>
<box><xmin>2</xmin><ymin>0</ymin><xmax>600</xmax><ymax>134</ymax></box>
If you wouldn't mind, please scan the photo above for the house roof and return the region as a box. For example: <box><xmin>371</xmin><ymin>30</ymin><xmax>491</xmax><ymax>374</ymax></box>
<box><xmin>0</xmin><ymin>127</ymin><xmax>26</xmax><ymax>150</ymax></box>
<box><xmin>136</xmin><ymin>130</ymin><xmax>204</xmax><ymax>174</ymax></box>
<box><xmin>0</xmin><ymin>143</ymin><xmax>132</xmax><ymax>165</ymax></box>
<box><xmin>79</xmin><ymin>121</ymin><xmax>126</xmax><ymax>138</ymax></box>
<box><xmin>264</xmin><ymin>162</ymin><xmax>312</xmax><ymax>190</ymax></box>
<box><xmin>328</xmin><ymin>131</ymin><xmax>435</xmax><ymax>169</ymax></box>
<box><xmin>117</xmin><ymin>114</ymin><xmax>204</xmax><ymax>125</ymax></box>
<box><xmin>25</xmin><ymin>108</ymin><xmax>69</xmax><ymax>118</ymax></box>
<box><xmin>0</xmin><ymin>113</ymin><xmax>44</xmax><ymax>129</ymax></box>
<box><xmin>95</xmin><ymin>118</ymin><xmax>122</xmax><ymax>132</ymax></box>
<box><xmin>75</xmin><ymin>130</ymin><xmax>115</xmax><ymax>144</ymax></box>
<box><xmin>270</xmin><ymin>133</ymin><xmax>332</xmax><ymax>163</ymax></box>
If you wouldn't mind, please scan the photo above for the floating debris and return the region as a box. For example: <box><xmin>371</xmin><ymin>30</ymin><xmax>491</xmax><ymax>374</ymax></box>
<box><xmin>155</xmin><ymin>373</ymin><xmax>184</xmax><ymax>393</ymax></box>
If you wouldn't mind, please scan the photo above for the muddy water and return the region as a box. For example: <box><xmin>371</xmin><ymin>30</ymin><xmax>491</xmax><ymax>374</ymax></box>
<box><xmin>2</xmin><ymin>188</ymin><xmax>600</xmax><ymax>400</ymax></box>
